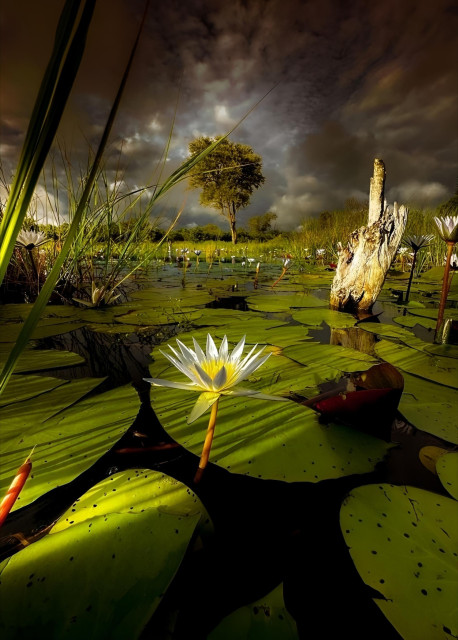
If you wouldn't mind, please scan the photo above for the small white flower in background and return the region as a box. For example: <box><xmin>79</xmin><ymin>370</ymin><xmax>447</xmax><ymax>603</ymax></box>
<box><xmin>241</xmin><ymin>261</ymin><xmax>246</xmax><ymax>266</ymax></box>
<box><xmin>194</xmin><ymin>249</ymin><xmax>202</xmax><ymax>256</ymax></box>
<box><xmin>398</xmin><ymin>247</ymin><xmax>408</xmax><ymax>255</ymax></box>
<box><xmin>446</xmin><ymin>253</ymin><xmax>458</xmax><ymax>268</ymax></box>
<box><xmin>283</xmin><ymin>258</ymin><xmax>291</xmax><ymax>268</ymax></box>
<box><xmin>316</xmin><ymin>248</ymin><xmax>325</xmax><ymax>256</ymax></box>
<box><xmin>434</xmin><ymin>216</ymin><xmax>458</xmax><ymax>243</ymax></box>
<box><xmin>247</xmin><ymin>258</ymin><xmax>256</xmax><ymax>264</ymax></box>
<box><xmin>145</xmin><ymin>334</ymin><xmax>287</xmax><ymax>424</ymax></box>
<box><xmin>403</xmin><ymin>234</ymin><xmax>434</xmax><ymax>251</ymax></box>
<box><xmin>15</xmin><ymin>230</ymin><xmax>50</xmax><ymax>250</ymax></box>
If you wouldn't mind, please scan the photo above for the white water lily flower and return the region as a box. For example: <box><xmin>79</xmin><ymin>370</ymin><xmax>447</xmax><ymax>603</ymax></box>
<box><xmin>15</xmin><ymin>230</ymin><xmax>50</xmax><ymax>250</ymax></box>
<box><xmin>145</xmin><ymin>334</ymin><xmax>288</xmax><ymax>424</ymax></box>
<box><xmin>434</xmin><ymin>216</ymin><xmax>458</xmax><ymax>243</ymax></box>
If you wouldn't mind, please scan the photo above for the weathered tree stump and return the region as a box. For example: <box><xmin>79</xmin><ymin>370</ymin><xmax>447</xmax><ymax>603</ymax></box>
<box><xmin>330</xmin><ymin>159</ymin><xmax>408</xmax><ymax>313</ymax></box>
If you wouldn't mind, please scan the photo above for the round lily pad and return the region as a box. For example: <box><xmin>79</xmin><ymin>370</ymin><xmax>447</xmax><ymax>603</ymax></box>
<box><xmin>375</xmin><ymin>340</ymin><xmax>458</xmax><ymax>389</ymax></box>
<box><xmin>291</xmin><ymin>308</ymin><xmax>357</xmax><ymax>329</ymax></box>
<box><xmin>148</xmin><ymin>354</ymin><xmax>391</xmax><ymax>483</ymax></box>
<box><xmin>208</xmin><ymin>583</ymin><xmax>298</xmax><ymax>640</ymax></box>
<box><xmin>0</xmin><ymin>384</ymin><xmax>139</xmax><ymax>510</ymax></box>
<box><xmin>436</xmin><ymin>452</ymin><xmax>458</xmax><ymax>500</ymax></box>
<box><xmin>399</xmin><ymin>373</ymin><xmax>458</xmax><ymax>444</ymax></box>
<box><xmin>246</xmin><ymin>293</ymin><xmax>327</xmax><ymax>312</ymax></box>
<box><xmin>340</xmin><ymin>483</ymin><xmax>458</xmax><ymax>640</ymax></box>
<box><xmin>0</xmin><ymin>471</ymin><xmax>207</xmax><ymax>640</ymax></box>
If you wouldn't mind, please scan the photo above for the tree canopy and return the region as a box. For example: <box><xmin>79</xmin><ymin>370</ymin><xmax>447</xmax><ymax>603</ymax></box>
<box><xmin>188</xmin><ymin>136</ymin><xmax>265</xmax><ymax>243</ymax></box>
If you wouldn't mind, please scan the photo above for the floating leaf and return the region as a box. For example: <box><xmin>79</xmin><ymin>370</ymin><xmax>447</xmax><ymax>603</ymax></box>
<box><xmin>0</xmin><ymin>319</ymin><xmax>86</xmax><ymax>342</ymax></box>
<box><xmin>149</xmin><ymin>356</ymin><xmax>391</xmax><ymax>482</ymax></box>
<box><xmin>393</xmin><ymin>315</ymin><xmax>436</xmax><ymax>331</ymax></box>
<box><xmin>246</xmin><ymin>293</ymin><xmax>327</xmax><ymax>312</ymax></box>
<box><xmin>340</xmin><ymin>484</ymin><xmax>458</xmax><ymax>640</ymax></box>
<box><xmin>0</xmin><ymin>384</ymin><xmax>139</xmax><ymax>510</ymax></box>
<box><xmin>418</xmin><ymin>446</ymin><xmax>448</xmax><ymax>474</ymax></box>
<box><xmin>0</xmin><ymin>374</ymin><xmax>66</xmax><ymax>408</ymax></box>
<box><xmin>423</xmin><ymin>344</ymin><xmax>458</xmax><ymax>360</ymax></box>
<box><xmin>0</xmin><ymin>471</ymin><xmax>207</xmax><ymax>640</ymax></box>
<box><xmin>115</xmin><ymin>307</ymin><xmax>202</xmax><ymax>326</ymax></box>
<box><xmin>399</xmin><ymin>373</ymin><xmax>458</xmax><ymax>444</ymax></box>
<box><xmin>291</xmin><ymin>308</ymin><xmax>357</xmax><ymax>329</ymax></box>
<box><xmin>436</xmin><ymin>452</ymin><xmax>458</xmax><ymax>500</ymax></box>
<box><xmin>0</xmin><ymin>377</ymin><xmax>106</xmax><ymax>451</ymax></box>
<box><xmin>375</xmin><ymin>340</ymin><xmax>458</xmax><ymax>389</ymax></box>
<box><xmin>208</xmin><ymin>583</ymin><xmax>298</xmax><ymax>640</ymax></box>
<box><xmin>358</xmin><ymin>322</ymin><xmax>417</xmax><ymax>341</ymax></box>
<box><xmin>0</xmin><ymin>343</ymin><xmax>85</xmax><ymax>373</ymax></box>
<box><xmin>284</xmin><ymin>342</ymin><xmax>376</xmax><ymax>373</ymax></box>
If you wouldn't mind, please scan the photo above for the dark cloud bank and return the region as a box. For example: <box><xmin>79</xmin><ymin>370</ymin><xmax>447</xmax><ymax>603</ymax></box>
<box><xmin>1</xmin><ymin>0</ymin><xmax>457</xmax><ymax>229</ymax></box>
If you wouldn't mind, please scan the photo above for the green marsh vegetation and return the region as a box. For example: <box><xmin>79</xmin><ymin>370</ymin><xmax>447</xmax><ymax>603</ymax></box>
<box><xmin>0</xmin><ymin>2</ymin><xmax>457</xmax><ymax>639</ymax></box>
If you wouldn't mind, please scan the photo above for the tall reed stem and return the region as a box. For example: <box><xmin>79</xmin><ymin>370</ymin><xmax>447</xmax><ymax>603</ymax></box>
<box><xmin>194</xmin><ymin>398</ymin><xmax>219</xmax><ymax>484</ymax></box>
<box><xmin>435</xmin><ymin>241</ymin><xmax>455</xmax><ymax>340</ymax></box>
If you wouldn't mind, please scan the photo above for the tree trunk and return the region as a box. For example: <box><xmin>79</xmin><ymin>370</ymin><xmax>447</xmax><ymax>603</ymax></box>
<box><xmin>330</xmin><ymin>159</ymin><xmax>408</xmax><ymax>313</ymax></box>
<box><xmin>229</xmin><ymin>201</ymin><xmax>237</xmax><ymax>244</ymax></box>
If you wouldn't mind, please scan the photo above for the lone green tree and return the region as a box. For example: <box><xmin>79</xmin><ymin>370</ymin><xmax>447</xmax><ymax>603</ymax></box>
<box><xmin>188</xmin><ymin>136</ymin><xmax>265</xmax><ymax>244</ymax></box>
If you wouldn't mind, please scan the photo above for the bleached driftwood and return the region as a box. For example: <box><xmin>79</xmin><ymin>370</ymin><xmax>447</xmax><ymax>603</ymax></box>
<box><xmin>330</xmin><ymin>159</ymin><xmax>408</xmax><ymax>313</ymax></box>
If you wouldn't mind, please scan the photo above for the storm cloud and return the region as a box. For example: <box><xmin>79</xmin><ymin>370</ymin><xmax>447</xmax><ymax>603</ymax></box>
<box><xmin>0</xmin><ymin>0</ymin><xmax>457</xmax><ymax>229</ymax></box>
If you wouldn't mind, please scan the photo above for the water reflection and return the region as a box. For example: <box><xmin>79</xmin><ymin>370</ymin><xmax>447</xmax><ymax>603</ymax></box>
<box><xmin>39</xmin><ymin>325</ymin><xmax>179</xmax><ymax>389</ymax></box>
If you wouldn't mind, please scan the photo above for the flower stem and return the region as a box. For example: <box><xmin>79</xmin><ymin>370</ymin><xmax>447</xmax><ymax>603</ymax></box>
<box><xmin>435</xmin><ymin>241</ymin><xmax>455</xmax><ymax>341</ymax></box>
<box><xmin>405</xmin><ymin>250</ymin><xmax>417</xmax><ymax>303</ymax></box>
<box><xmin>194</xmin><ymin>398</ymin><xmax>219</xmax><ymax>484</ymax></box>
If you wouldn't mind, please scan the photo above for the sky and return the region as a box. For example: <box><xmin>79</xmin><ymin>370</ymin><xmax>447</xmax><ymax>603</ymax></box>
<box><xmin>1</xmin><ymin>0</ymin><xmax>457</xmax><ymax>231</ymax></box>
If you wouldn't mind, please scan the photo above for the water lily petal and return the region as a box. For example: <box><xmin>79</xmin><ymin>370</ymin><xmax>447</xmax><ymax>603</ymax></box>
<box><xmin>230</xmin><ymin>335</ymin><xmax>246</xmax><ymax>361</ymax></box>
<box><xmin>239</xmin><ymin>352</ymin><xmax>271</xmax><ymax>379</ymax></box>
<box><xmin>143</xmin><ymin>377</ymin><xmax>197</xmax><ymax>391</ymax></box>
<box><xmin>206</xmin><ymin>334</ymin><xmax>218</xmax><ymax>360</ymax></box>
<box><xmin>192</xmin><ymin>337</ymin><xmax>206</xmax><ymax>363</ymax></box>
<box><xmin>218</xmin><ymin>336</ymin><xmax>229</xmax><ymax>362</ymax></box>
<box><xmin>194</xmin><ymin>363</ymin><xmax>213</xmax><ymax>388</ymax></box>
<box><xmin>212</xmin><ymin>365</ymin><xmax>227</xmax><ymax>390</ymax></box>
<box><xmin>176</xmin><ymin>339</ymin><xmax>198</xmax><ymax>365</ymax></box>
<box><xmin>160</xmin><ymin>351</ymin><xmax>201</xmax><ymax>384</ymax></box>
<box><xmin>187</xmin><ymin>392</ymin><xmax>220</xmax><ymax>424</ymax></box>
<box><xmin>225</xmin><ymin>386</ymin><xmax>288</xmax><ymax>402</ymax></box>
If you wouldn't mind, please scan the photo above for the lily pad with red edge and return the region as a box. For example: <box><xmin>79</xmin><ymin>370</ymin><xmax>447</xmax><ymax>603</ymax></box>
<box><xmin>304</xmin><ymin>363</ymin><xmax>404</xmax><ymax>439</ymax></box>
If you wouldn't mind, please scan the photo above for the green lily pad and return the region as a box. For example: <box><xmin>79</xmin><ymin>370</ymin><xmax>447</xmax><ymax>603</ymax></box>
<box><xmin>148</xmin><ymin>357</ymin><xmax>391</xmax><ymax>482</ymax></box>
<box><xmin>375</xmin><ymin>340</ymin><xmax>458</xmax><ymax>389</ymax></box>
<box><xmin>0</xmin><ymin>344</ymin><xmax>85</xmax><ymax>373</ymax></box>
<box><xmin>436</xmin><ymin>452</ymin><xmax>458</xmax><ymax>500</ymax></box>
<box><xmin>393</xmin><ymin>315</ymin><xmax>436</xmax><ymax>331</ymax></box>
<box><xmin>0</xmin><ymin>470</ymin><xmax>206</xmax><ymax>640</ymax></box>
<box><xmin>0</xmin><ymin>319</ymin><xmax>86</xmax><ymax>342</ymax></box>
<box><xmin>423</xmin><ymin>344</ymin><xmax>458</xmax><ymax>360</ymax></box>
<box><xmin>213</xmin><ymin>324</ymin><xmax>312</xmax><ymax>348</ymax></box>
<box><xmin>0</xmin><ymin>384</ymin><xmax>139</xmax><ymax>510</ymax></box>
<box><xmin>0</xmin><ymin>374</ymin><xmax>66</xmax><ymax>408</ymax></box>
<box><xmin>403</xmin><ymin>307</ymin><xmax>457</xmax><ymax>321</ymax></box>
<box><xmin>358</xmin><ymin>323</ymin><xmax>417</xmax><ymax>341</ymax></box>
<box><xmin>0</xmin><ymin>376</ymin><xmax>105</xmax><ymax>450</ymax></box>
<box><xmin>399</xmin><ymin>373</ymin><xmax>458</xmax><ymax>444</ymax></box>
<box><xmin>193</xmin><ymin>309</ymin><xmax>259</xmax><ymax>327</ymax></box>
<box><xmin>208</xmin><ymin>583</ymin><xmax>298</xmax><ymax>640</ymax></box>
<box><xmin>115</xmin><ymin>307</ymin><xmax>202</xmax><ymax>326</ymax></box>
<box><xmin>129</xmin><ymin>287</ymin><xmax>214</xmax><ymax>306</ymax></box>
<box><xmin>284</xmin><ymin>342</ymin><xmax>376</xmax><ymax>373</ymax></box>
<box><xmin>246</xmin><ymin>293</ymin><xmax>327</xmax><ymax>312</ymax></box>
<box><xmin>291</xmin><ymin>308</ymin><xmax>357</xmax><ymax>329</ymax></box>
<box><xmin>340</xmin><ymin>484</ymin><xmax>458</xmax><ymax>640</ymax></box>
